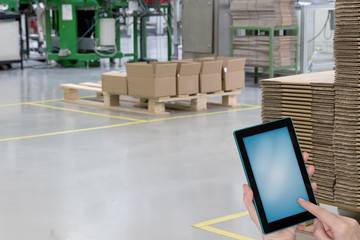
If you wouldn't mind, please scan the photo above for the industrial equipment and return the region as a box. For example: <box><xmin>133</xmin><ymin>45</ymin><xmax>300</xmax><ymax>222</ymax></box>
<box><xmin>1</xmin><ymin>0</ymin><xmax>173</xmax><ymax>68</ymax></box>
<box><xmin>44</xmin><ymin>0</ymin><xmax>172</xmax><ymax>67</ymax></box>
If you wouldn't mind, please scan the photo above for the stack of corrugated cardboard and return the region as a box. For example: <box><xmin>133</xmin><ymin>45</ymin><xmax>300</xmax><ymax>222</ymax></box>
<box><xmin>333</xmin><ymin>0</ymin><xmax>360</xmax><ymax>208</ymax></box>
<box><xmin>311</xmin><ymin>78</ymin><xmax>336</xmax><ymax>202</ymax></box>
<box><xmin>232</xmin><ymin>35</ymin><xmax>297</xmax><ymax>67</ymax></box>
<box><xmin>230</xmin><ymin>0</ymin><xmax>297</xmax><ymax>68</ymax></box>
<box><xmin>261</xmin><ymin>71</ymin><xmax>335</xmax><ymax>201</ymax></box>
<box><xmin>230</xmin><ymin>0</ymin><xmax>297</xmax><ymax>27</ymax></box>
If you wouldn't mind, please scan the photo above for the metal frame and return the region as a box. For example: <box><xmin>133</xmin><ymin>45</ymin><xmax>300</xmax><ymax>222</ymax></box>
<box><xmin>137</xmin><ymin>4</ymin><xmax>172</xmax><ymax>61</ymax></box>
<box><xmin>229</xmin><ymin>25</ymin><xmax>299</xmax><ymax>81</ymax></box>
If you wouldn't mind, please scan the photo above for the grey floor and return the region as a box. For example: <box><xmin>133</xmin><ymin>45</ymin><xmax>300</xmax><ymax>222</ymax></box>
<box><xmin>0</xmin><ymin>36</ymin><xmax>343</xmax><ymax>240</ymax></box>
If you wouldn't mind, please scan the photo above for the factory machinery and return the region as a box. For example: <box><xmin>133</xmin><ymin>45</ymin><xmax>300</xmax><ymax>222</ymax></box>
<box><xmin>0</xmin><ymin>0</ymin><xmax>172</xmax><ymax>67</ymax></box>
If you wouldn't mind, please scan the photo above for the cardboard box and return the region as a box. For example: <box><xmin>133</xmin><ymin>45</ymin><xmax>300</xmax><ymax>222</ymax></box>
<box><xmin>176</xmin><ymin>62</ymin><xmax>201</xmax><ymax>95</ymax></box>
<box><xmin>126</xmin><ymin>62</ymin><xmax>177</xmax><ymax>98</ymax></box>
<box><xmin>218</xmin><ymin>57</ymin><xmax>246</xmax><ymax>91</ymax></box>
<box><xmin>101</xmin><ymin>71</ymin><xmax>128</xmax><ymax>95</ymax></box>
<box><xmin>196</xmin><ymin>60</ymin><xmax>223</xmax><ymax>93</ymax></box>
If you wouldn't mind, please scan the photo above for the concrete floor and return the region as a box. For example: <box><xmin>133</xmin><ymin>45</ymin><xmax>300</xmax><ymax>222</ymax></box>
<box><xmin>0</xmin><ymin>35</ymin><xmax>346</xmax><ymax>240</ymax></box>
<box><xmin>0</xmin><ymin>56</ymin><xmax>265</xmax><ymax>240</ymax></box>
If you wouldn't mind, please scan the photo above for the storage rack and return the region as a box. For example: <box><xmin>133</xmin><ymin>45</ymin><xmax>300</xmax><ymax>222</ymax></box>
<box><xmin>229</xmin><ymin>25</ymin><xmax>299</xmax><ymax>82</ymax></box>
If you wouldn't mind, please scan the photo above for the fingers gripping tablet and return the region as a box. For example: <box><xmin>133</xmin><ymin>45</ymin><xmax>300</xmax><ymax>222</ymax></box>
<box><xmin>233</xmin><ymin>117</ymin><xmax>317</xmax><ymax>234</ymax></box>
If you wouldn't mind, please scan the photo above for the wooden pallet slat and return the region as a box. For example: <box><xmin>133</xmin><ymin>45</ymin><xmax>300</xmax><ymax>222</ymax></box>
<box><xmin>60</xmin><ymin>82</ymin><xmax>243</xmax><ymax>116</ymax></box>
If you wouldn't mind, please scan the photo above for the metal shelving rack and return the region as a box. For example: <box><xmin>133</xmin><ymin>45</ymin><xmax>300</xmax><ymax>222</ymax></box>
<box><xmin>229</xmin><ymin>25</ymin><xmax>299</xmax><ymax>81</ymax></box>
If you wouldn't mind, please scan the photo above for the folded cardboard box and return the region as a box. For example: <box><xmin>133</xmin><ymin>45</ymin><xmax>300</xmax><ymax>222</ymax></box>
<box><xmin>175</xmin><ymin>62</ymin><xmax>201</xmax><ymax>95</ymax></box>
<box><xmin>101</xmin><ymin>71</ymin><xmax>128</xmax><ymax>95</ymax></box>
<box><xmin>195</xmin><ymin>58</ymin><xmax>223</xmax><ymax>93</ymax></box>
<box><xmin>218</xmin><ymin>57</ymin><xmax>246</xmax><ymax>91</ymax></box>
<box><xmin>126</xmin><ymin>62</ymin><xmax>177</xmax><ymax>98</ymax></box>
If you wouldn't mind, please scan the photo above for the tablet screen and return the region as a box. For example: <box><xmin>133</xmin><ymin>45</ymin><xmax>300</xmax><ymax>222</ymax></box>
<box><xmin>243</xmin><ymin>126</ymin><xmax>310</xmax><ymax>223</ymax></box>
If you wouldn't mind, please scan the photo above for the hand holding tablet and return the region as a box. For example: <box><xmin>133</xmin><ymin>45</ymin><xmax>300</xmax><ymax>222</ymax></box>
<box><xmin>243</xmin><ymin>153</ymin><xmax>315</xmax><ymax>240</ymax></box>
<box><xmin>234</xmin><ymin>118</ymin><xmax>360</xmax><ymax>239</ymax></box>
<box><xmin>233</xmin><ymin>118</ymin><xmax>317</xmax><ymax>234</ymax></box>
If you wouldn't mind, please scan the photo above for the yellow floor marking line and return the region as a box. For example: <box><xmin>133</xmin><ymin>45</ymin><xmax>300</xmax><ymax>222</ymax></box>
<box><xmin>148</xmin><ymin>106</ymin><xmax>261</xmax><ymax>122</ymax></box>
<box><xmin>0</xmin><ymin>122</ymin><xmax>140</xmax><ymax>142</ymax></box>
<box><xmin>193</xmin><ymin>211</ymin><xmax>250</xmax><ymax>228</ymax></box>
<box><xmin>0</xmin><ymin>95</ymin><xmax>96</xmax><ymax>108</ymax></box>
<box><xmin>240</xmin><ymin>104</ymin><xmax>261</xmax><ymax>108</ymax></box>
<box><xmin>192</xmin><ymin>211</ymin><xmax>256</xmax><ymax>240</ymax></box>
<box><xmin>27</xmin><ymin>102</ymin><xmax>146</xmax><ymax>123</ymax></box>
<box><xmin>0</xmin><ymin>104</ymin><xmax>260</xmax><ymax>142</ymax></box>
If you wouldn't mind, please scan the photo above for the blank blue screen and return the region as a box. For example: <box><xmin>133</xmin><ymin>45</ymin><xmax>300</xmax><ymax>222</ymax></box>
<box><xmin>243</xmin><ymin>127</ymin><xmax>309</xmax><ymax>223</ymax></box>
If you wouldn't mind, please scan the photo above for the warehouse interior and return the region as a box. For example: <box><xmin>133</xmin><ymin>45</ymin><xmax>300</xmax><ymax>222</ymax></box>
<box><xmin>1</xmin><ymin>0</ymin><xmax>360</xmax><ymax>239</ymax></box>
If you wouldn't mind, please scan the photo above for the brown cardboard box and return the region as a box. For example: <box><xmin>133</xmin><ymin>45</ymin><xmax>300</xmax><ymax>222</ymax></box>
<box><xmin>126</xmin><ymin>62</ymin><xmax>177</xmax><ymax>98</ymax></box>
<box><xmin>196</xmin><ymin>60</ymin><xmax>223</xmax><ymax>93</ymax></box>
<box><xmin>101</xmin><ymin>71</ymin><xmax>128</xmax><ymax>95</ymax></box>
<box><xmin>176</xmin><ymin>62</ymin><xmax>201</xmax><ymax>95</ymax></box>
<box><xmin>218</xmin><ymin>57</ymin><xmax>246</xmax><ymax>91</ymax></box>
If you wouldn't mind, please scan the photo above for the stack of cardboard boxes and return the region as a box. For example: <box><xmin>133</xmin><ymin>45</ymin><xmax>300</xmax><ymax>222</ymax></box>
<box><xmin>333</xmin><ymin>0</ymin><xmax>360</xmax><ymax>208</ymax></box>
<box><xmin>261</xmin><ymin>71</ymin><xmax>335</xmax><ymax>202</ymax></box>
<box><xmin>230</xmin><ymin>0</ymin><xmax>297</xmax><ymax>27</ymax></box>
<box><xmin>232</xmin><ymin>35</ymin><xmax>297</xmax><ymax>68</ymax></box>
<box><xmin>100</xmin><ymin>57</ymin><xmax>246</xmax><ymax>100</ymax></box>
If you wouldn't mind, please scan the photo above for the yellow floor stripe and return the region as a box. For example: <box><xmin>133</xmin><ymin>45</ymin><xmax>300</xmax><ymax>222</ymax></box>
<box><xmin>192</xmin><ymin>211</ymin><xmax>256</xmax><ymax>240</ymax></box>
<box><xmin>148</xmin><ymin>106</ymin><xmax>261</xmax><ymax>122</ymax></box>
<box><xmin>0</xmin><ymin>95</ymin><xmax>96</xmax><ymax>108</ymax></box>
<box><xmin>0</xmin><ymin>104</ymin><xmax>260</xmax><ymax>142</ymax></box>
<box><xmin>0</xmin><ymin>122</ymin><xmax>140</xmax><ymax>142</ymax></box>
<box><xmin>193</xmin><ymin>211</ymin><xmax>249</xmax><ymax>228</ymax></box>
<box><xmin>27</xmin><ymin>103</ymin><xmax>146</xmax><ymax>123</ymax></box>
<box><xmin>198</xmin><ymin>226</ymin><xmax>255</xmax><ymax>240</ymax></box>
<box><xmin>241</xmin><ymin>104</ymin><xmax>261</xmax><ymax>108</ymax></box>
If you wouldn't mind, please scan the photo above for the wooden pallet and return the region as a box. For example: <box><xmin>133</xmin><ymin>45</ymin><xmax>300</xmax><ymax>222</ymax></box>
<box><xmin>60</xmin><ymin>82</ymin><xmax>242</xmax><ymax>116</ymax></box>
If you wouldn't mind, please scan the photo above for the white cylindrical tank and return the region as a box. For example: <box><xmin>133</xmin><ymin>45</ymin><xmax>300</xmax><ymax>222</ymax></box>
<box><xmin>100</xmin><ymin>18</ymin><xmax>115</xmax><ymax>46</ymax></box>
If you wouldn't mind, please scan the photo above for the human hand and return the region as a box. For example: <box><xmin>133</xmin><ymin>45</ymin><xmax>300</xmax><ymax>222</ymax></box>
<box><xmin>243</xmin><ymin>152</ymin><xmax>316</xmax><ymax>240</ymax></box>
<box><xmin>298</xmin><ymin>198</ymin><xmax>360</xmax><ymax>240</ymax></box>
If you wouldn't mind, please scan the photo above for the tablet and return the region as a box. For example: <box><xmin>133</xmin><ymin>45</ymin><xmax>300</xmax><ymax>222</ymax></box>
<box><xmin>233</xmin><ymin>117</ymin><xmax>317</xmax><ymax>234</ymax></box>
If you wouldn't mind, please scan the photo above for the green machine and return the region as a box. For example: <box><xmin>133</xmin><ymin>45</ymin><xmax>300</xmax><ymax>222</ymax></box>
<box><xmin>44</xmin><ymin>0</ymin><xmax>137</xmax><ymax>67</ymax></box>
<box><xmin>44</xmin><ymin>0</ymin><xmax>172</xmax><ymax>67</ymax></box>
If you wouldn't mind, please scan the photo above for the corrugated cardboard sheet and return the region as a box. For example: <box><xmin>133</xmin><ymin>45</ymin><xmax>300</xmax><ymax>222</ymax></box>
<box><xmin>230</xmin><ymin>0</ymin><xmax>297</xmax><ymax>27</ymax></box>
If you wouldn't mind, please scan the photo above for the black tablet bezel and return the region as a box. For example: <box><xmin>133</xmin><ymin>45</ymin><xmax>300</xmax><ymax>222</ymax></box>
<box><xmin>233</xmin><ymin>117</ymin><xmax>317</xmax><ymax>234</ymax></box>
